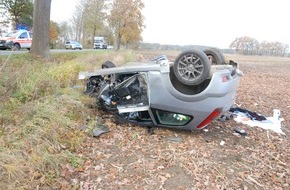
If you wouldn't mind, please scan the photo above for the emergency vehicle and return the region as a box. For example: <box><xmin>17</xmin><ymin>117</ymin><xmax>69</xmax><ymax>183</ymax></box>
<box><xmin>0</xmin><ymin>30</ymin><xmax>33</xmax><ymax>51</ymax></box>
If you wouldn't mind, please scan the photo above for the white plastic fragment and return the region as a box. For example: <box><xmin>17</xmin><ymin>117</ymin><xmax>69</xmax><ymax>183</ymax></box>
<box><xmin>220</xmin><ymin>141</ymin><xmax>225</xmax><ymax>146</ymax></box>
<box><xmin>233</xmin><ymin>109</ymin><xmax>285</xmax><ymax>135</ymax></box>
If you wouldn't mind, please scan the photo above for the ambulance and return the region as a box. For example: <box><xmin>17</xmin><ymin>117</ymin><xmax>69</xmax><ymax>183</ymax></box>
<box><xmin>0</xmin><ymin>30</ymin><xmax>33</xmax><ymax>51</ymax></box>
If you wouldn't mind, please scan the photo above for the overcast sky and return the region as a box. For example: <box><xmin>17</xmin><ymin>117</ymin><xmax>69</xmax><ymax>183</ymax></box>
<box><xmin>51</xmin><ymin>0</ymin><xmax>290</xmax><ymax>48</ymax></box>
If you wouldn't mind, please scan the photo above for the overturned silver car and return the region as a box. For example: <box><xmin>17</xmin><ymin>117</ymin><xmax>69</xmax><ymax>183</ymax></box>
<box><xmin>79</xmin><ymin>49</ymin><xmax>242</xmax><ymax>131</ymax></box>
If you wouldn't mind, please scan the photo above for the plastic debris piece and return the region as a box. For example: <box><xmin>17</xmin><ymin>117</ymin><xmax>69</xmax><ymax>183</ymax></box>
<box><xmin>230</xmin><ymin>107</ymin><xmax>267</xmax><ymax>121</ymax></box>
<box><xmin>232</xmin><ymin>110</ymin><xmax>285</xmax><ymax>135</ymax></box>
<box><xmin>91</xmin><ymin>116</ymin><xmax>110</xmax><ymax>137</ymax></box>
<box><xmin>233</xmin><ymin>132</ymin><xmax>241</xmax><ymax>137</ymax></box>
<box><xmin>92</xmin><ymin>125</ymin><xmax>109</xmax><ymax>137</ymax></box>
<box><xmin>234</xmin><ymin>128</ymin><xmax>247</xmax><ymax>136</ymax></box>
<box><xmin>220</xmin><ymin>141</ymin><xmax>225</xmax><ymax>146</ymax></box>
<box><xmin>72</xmin><ymin>85</ymin><xmax>80</xmax><ymax>89</ymax></box>
<box><xmin>167</xmin><ymin>137</ymin><xmax>182</xmax><ymax>142</ymax></box>
<box><xmin>218</xmin><ymin>115</ymin><xmax>226</xmax><ymax>122</ymax></box>
<box><xmin>218</xmin><ymin>113</ymin><xmax>234</xmax><ymax>122</ymax></box>
<box><xmin>147</xmin><ymin>127</ymin><xmax>154</xmax><ymax>135</ymax></box>
<box><xmin>273</xmin><ymin>109</ymin><xmax>280</xmax><ymax>121</ymax></box>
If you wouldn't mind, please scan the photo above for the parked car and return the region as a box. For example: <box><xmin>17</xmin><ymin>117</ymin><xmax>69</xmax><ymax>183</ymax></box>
<box><xmin>107</xmin><ymin>45</ymin><xmax>114</xmax><ymax>50</ymax></box>
<box><xmin>0</xmin><ymin>30</ymin><xmax>33</xmax><ymax>51</ymax></box>
<box><xmin>65</xmin><ymin>40</ymin><xmax>83</xmax><ymax>50</ymax></box>
<box><xmin>79</xmin><ymin>49</ymin><xmax>243</xmax><ymax>131</ymax></box>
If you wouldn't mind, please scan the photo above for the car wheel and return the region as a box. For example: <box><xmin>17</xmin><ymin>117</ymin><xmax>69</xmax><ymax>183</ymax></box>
<box><xmin>101</xmin><ymin>61</ymin><xmax>116</xmax><ymax>69</ymax></box>
<box><xmin>12</xmin><ymin>43</ymin><xmax>21</xmax><ymax>51</ymax></box>
<box><xmin>204</xmin><ymin>48</ymin><xmax>225</xmax><ymax>65</ymax></box>
<box><xmin>84</xmin><ymin>76</ymin><xmax>102</xmax><ymax>94</ymax></box>
<box><xmin>173</xmin><ymin>49</ymin><xmax>211</xmax><ymax>86</ymax></box>
<box><xmin>101</xmin><ymin>61</ymin><xmax>117</xmax><ymax>82</ymax></box>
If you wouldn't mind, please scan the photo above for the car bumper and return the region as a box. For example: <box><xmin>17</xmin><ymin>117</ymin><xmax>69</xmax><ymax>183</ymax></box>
<box><xmin>0</xmin><ymin>41</ymin><xmax>10</xmax><ymax>49</ymax></box>
<box><xmin>148</xmin><ymin>67</ymin><xmax>242</xmax><ymax>130</ymax></box>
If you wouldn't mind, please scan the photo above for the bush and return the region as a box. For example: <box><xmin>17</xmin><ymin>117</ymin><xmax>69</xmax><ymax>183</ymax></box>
<box><xmin>0</xmin><ymin>53</ymin><xmax>91</xmax><ymax>189</ymax></box>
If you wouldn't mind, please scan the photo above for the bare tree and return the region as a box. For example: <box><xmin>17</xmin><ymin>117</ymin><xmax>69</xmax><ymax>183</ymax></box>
<box><xmin>70</xmin><ymin>0</ymin><xmax>87</xmax><ymax>42</ymax></box>
<box><xmin>69</xmin><ymin>0</ymin><xmax>107</xmax><ymax>47</ymax></box>
<box><xmin>230</xmin><ymin>37</ymin><xmax>289</xmax><ymax>57</ymax></box>
<box><xmin>59</xmin><ymin>21</ymin><xmax>74</xmax><ymax>41</ymax></box>
<box><xmin>230</xmin><ymin>36</ymin><xmax>259</xmax><ymax>55</ymax></box>
<box><xmin>84</xmin><ymin>0</ymin><xmax>107</xmax><ymax>46</ymax></box>
<box><xmin>0</xmin><ymin>3</ymin><xmax>11</xmax><ymax>35</ymax></box>
<box><xmin>30</xmin><ymin>0</ymin><xmax>51</xmax><ymax>58</ymax></box>
<box><xmin>259</xmin><ymin>41</ymin><xmax>289</xmax><ymax>56</ymax></box>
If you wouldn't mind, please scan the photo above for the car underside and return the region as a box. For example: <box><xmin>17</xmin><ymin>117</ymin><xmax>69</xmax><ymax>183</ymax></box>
<box><xmin>79</xmin><ymin>49</ymin><xmax>243</xmax><ymax>131</ymax></box>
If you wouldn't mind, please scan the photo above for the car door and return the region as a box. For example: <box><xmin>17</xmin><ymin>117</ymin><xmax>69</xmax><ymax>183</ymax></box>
<box><xmin>18</xmin><ymin>31</ymin><xmax>29</xmax><ymax>48</ymax></box>
<box><xmin>27</xmin><ymin>32</ymin><xmax>33</xmax><ymax>48</ymax></box>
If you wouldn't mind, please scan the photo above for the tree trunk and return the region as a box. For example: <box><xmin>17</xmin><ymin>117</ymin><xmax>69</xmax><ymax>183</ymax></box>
<box><xmin>115</xmin><ymin>31</ymin><xmax>121</xmax><ymax>50</ymax></box>
<box><xmin>30</xmin><ymin>0</ymin><xmax>51</xmax><ymax>58</ymax></box>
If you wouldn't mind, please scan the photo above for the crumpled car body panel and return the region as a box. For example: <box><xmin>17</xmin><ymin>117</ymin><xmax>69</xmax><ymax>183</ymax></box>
<box><xmin>80</xmin><ymin>57</ymin><xmax>242</xmax><ymax>131</ymax></box>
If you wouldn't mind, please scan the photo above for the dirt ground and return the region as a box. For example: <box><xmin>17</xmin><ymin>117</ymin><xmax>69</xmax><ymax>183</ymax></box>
<box><xmin>61</xmin><ymin>53</ymin><xmax>290</xmax><ymax>190</ymax></box>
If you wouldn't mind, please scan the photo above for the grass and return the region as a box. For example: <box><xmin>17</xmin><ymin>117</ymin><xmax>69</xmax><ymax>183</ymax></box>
<box><xmin>0</xmin><ymin>50</ymin><xmax>137</xmax><ymax>189</ymax></box>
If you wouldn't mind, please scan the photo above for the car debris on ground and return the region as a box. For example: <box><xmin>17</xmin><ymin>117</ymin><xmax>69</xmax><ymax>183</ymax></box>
<box><xmin>230</xmin><ymin>107</ymin><xmax>285</xmax><ymax>135</ymax></box>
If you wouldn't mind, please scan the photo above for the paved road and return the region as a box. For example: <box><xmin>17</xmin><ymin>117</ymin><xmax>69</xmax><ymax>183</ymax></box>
<box><xmin>0</xmin><ymin>49</ymin><xmax>99</xmax><ymax>56</ymax></box>
<box><xmin>0</xmin><ymin>49</ymin><xmax>28</xmax><ymax>56</ymax></box>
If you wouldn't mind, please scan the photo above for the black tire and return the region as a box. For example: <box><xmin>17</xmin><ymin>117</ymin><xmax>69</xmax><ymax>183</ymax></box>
<box><xmin>12</xmin><ymin>43</ymin><xmax>20</xmax><ymax>51</ymax></box>
<box><xmin>101</xmin><ymin>61</ymin><xmax>116</xmax><ymax>69</ymax></box>
<box><xmin>84</xmin><ymin>76</ymin><xmax>102</xmax><ymax>95</ymax></box>
<box><xmin>204</xmin><ymin>48</ymin><xmax>225</xmax><ymax>65</ymax></box>
<box><xmin>101</xmin><ymin>61</ymin><xmax>117</xmax><ymax>81</ymax></box>
<box><xmin>173</xmin><ymin>49</ymin><xmax>211</xmax><ymax>86</ymax></box>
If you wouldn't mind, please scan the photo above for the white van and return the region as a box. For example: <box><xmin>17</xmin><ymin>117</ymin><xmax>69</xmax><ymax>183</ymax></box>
<box><xmin>93</xmin><ymin>37</ymin><xmax>107</xmax><ymax>49</ymax></box>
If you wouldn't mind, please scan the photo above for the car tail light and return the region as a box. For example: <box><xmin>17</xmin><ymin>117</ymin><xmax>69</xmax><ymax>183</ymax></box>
<box><xmin>197</xmin><ymin>108</ymin><xmax>222</xmax><ymax>129</ymax></box>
